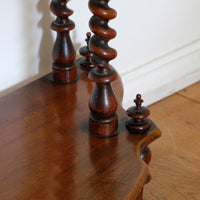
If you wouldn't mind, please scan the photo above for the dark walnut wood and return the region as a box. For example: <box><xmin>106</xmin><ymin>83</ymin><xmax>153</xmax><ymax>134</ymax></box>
<box><xmin>126</xmin><ymin>94</ymin><xmax>162</xmax><ymax>199</ymax></box>
<box><xmin>126</xmin><ymin>94</ymin><xmax>151</xmax><ymax>134</ymax></box>
<box><xmin>88</xmin><ymin>0</ymin><xmax>119</xmax><ymax>137</ymax></box>
<box><xmin>50</xmin><ymin>0</ymin><xmax>77</xmax><ymax>83</ymax></box>
<box><xmin>76</xmin><ymin>32</ymin><xmax>95</xmax><ymax>71</ymax></box>
<box><xmin>0</xmin><ymin>68</ymin><xmax>161</xmax><ymax>200</ymax></box>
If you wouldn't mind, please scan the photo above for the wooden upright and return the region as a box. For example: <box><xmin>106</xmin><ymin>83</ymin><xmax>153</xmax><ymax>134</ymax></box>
<box><xmin>88</xmin><ymin>0</ymin><xmax>118</xmax><ymax>137</ymax></box>
<box><xmin>50</xmin><ymin>0</ymin><xmax>77</xmax><ymax>83</ymax></box>
<box><xmin>76</xmin><ymin>32</ymin><xmax>95</xmax><ymax>71</ymax></box>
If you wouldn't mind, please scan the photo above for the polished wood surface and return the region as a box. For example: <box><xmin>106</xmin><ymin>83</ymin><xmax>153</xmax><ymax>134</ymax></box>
<box><xmin>144</xmin><ymin>81</ymin><xmax>200</xmax><ymax>200</ymax></box>
<box><xmin>0</xmin><ymin>68</ymin><xmax>161</xmax><ymax>200</ymax></box>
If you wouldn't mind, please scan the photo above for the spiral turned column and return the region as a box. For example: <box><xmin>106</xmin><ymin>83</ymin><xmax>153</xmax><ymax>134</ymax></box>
<box><xmin>88</xmin><ymin>0</ymin><xmax>118</xmax><ymax>137</ymax></box>
<box><xmin>50</xmin><ymin>0</ymin><xmax>77</xmax><ymax>84</ymax></box>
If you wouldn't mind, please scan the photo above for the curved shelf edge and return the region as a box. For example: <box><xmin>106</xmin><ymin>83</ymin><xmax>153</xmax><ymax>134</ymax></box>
<box><xmin>0</xmin><ymin>66</ymin><xmax>161</xmax><ymax>200</ymax></box>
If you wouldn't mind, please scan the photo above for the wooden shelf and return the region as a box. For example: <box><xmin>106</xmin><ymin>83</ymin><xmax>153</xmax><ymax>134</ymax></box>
<box><xmin>0</xmin><ymin>68</ymin><xmax>161</xmax><ymax>200</ymax></box>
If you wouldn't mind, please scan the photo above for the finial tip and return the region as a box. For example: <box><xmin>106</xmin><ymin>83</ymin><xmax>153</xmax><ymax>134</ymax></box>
<box><xmin>134</xmin><ymin>94</ymin><xmax>143</xmax><ymax>109</ymax></box>
<box><xmin>136</xmin><ymin>94</ymin><xmax>141</xmax><ymax>100</ymax></box>
<box><xmin>86</xmin><ymin>32</ymin><xmax>91</xmax><ymax>38</ymax></box>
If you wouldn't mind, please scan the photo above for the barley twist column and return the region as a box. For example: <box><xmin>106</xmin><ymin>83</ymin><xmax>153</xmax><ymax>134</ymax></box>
<box><xmin>88</xmin><ymin>0</ymin><xmax>118</xmax><ymax>137</ymax></box>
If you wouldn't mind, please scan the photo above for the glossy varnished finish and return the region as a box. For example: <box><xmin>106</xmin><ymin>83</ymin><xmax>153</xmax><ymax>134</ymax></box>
<box><xmin>88</xmin><ymin>0</ymin><xmax>119</xmax><ymax>137</ymax></box>
<box><xmin>50</xmin><ymin>0</ymin><xmax>77</xmax><ymax>83</ymax></box>
<box><xmin>126</xmin><ymin>94</ymin><xmax>151</xmax><ymax>134</ymax></box>
<box><xmin>0</xmin><ymin>68</ymin><xmax>161</xmax><ymax>200</ymax></box>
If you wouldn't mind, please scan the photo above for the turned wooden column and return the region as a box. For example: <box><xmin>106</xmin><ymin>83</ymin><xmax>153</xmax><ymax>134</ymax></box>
<box><xmin>50</xmin><ymin>0</ymin><xmax>77</xmax><ymax>84</ymax></box>
<box><xmin>88</xmin><ymin>0</ymin><xmax>118</xmax><ymax>137</ymax></box>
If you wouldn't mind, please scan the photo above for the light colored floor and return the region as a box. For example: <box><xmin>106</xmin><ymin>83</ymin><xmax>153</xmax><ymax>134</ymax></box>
<box><xmin>144</xmin><ymin>81</ymin><xmax>200</xmax><ymax>200</ymax></box>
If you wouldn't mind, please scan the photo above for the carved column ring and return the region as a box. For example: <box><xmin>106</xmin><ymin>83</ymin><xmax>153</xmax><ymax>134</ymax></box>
<box><xmin>89</xmin><ymin>68</ymin><xmax>117</xmax><ymax>83</ymax></box>
<box><xmin>126</xmin><ymin>120</ymin><xmax>151</xmax><ymax>132</ymax></box>
<box><xmin>127</xmin><ymin>107</ymin><xmax>150</xmax><ymax>119</ymax></box>
<box><xmin>51</xmin><ymin>21</ymin><xmax>75</xmax><ymax>32</ymax></box>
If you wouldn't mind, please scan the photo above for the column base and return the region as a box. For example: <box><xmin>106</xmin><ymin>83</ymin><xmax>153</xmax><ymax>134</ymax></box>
<box><xmin>89</xmin><ymin>113</ymin><xmax>118</xmax><ymax>138</ymax></box>
<box><xmin>52</xmin><ymin>64</ymin><xmax>77</xmax><ymax>84</ymax></box>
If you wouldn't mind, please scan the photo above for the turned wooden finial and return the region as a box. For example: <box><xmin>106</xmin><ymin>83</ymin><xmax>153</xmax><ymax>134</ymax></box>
<box><xmin>76</xmin><ymin>32</ymin><xmax>95</xmax><ymax>71</ymax></box>
<box><xmin>134</xmin><ymin>94</ymin><xmax>143</xmax><ymax>109</ymax></box>
<box><xmin>50</xmin><ymin>0</ymin><xmax>77</xmax><ymax>83</ymax></box>
<box><xmin>88</xmin><ymin>0</ymin><xmax>118</xmax><ymax>137</ymax></box>
<box><xmin>126</xmin><ymin>94</ymin><xmax>151</xmax><ymax>134</ymax></box>
<box><xmin>85</xmin><ymin>32</ymin><xmax>91</xmax><ymax>47</ymax></box>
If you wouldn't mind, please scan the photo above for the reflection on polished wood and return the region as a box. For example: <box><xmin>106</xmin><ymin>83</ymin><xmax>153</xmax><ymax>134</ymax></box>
<box><xmin>0</xmin><ymin>68</ymin><xmax>161</xmax><ymax>200</ymax></box>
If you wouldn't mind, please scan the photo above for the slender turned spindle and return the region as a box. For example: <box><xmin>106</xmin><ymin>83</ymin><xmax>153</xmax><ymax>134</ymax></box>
<box><xmin>50</xmin><ymin>0</ymin><xmax>77</xmax><ymax>84</ymax></box>
<box><xmin>88</xmin><ymin>0</ymin><xmax>118</xmax><ymax>137</ymax></box>
<box><xmin>77</xmin><ymin>32</ymin><xmax>95</xmax><ymax>71</ymax></box>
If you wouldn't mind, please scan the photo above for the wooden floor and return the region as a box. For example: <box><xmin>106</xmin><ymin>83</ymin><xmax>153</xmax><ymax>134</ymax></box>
<box><xmin>144</xmin><ymin>81</ymin><xmax>200</xmax><ymax>200</ymax></box>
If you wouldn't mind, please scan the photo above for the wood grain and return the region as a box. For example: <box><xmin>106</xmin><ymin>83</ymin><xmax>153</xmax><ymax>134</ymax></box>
<box><xmin>178</xmin><ymin>81</ymin><xmax>200</xmax><ymax>103</ymax></box>
<box><xmin>0</xmin><ymin>68</ymin><xmax>160</xmax><ymax>200</ymax></box>
<box><xmin>144</xmin><ymin>81</ymin><xmax>200</xmax><ymax>200</ymax></box>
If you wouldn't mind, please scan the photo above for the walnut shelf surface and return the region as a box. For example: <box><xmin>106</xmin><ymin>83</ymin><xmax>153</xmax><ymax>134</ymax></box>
<box><xmin>0</xmin><ymin>68</ymin><xmax>161</xmax><ymax>200</ymax></box>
